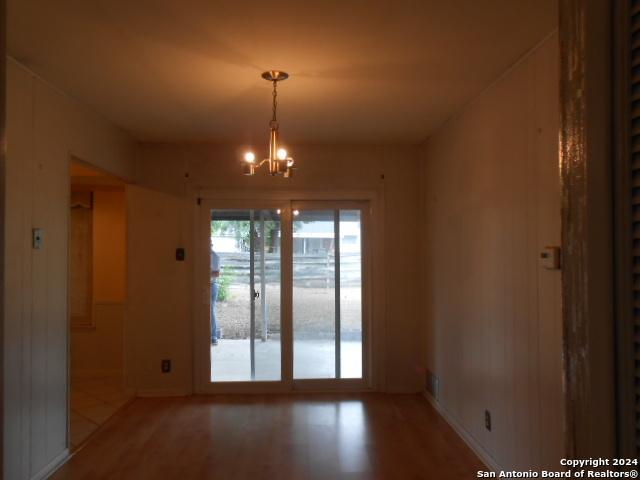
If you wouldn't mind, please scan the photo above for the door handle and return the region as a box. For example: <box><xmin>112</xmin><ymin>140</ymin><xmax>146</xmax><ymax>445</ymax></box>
<box><xmin>254</xmin><ymin>290</ymin><xmax>260</xmax><ymax>299</ymax></box>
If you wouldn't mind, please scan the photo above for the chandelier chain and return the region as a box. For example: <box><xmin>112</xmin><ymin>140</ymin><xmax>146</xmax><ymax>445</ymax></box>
<box><xmin>272</xmin><ymin>80</ymin><xmax>278</xmax><ymax>123</ymax></box>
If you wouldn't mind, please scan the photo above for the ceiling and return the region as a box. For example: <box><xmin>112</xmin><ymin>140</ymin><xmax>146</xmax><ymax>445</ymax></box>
<box><xmin>9</xmin><ymin>0</ymin><xmax>557</xmax><ymax>144</ymax></box>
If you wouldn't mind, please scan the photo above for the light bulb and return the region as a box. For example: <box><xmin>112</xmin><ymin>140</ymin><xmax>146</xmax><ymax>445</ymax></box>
<box><xmin>277</xmin><ymin>148</ymin><xmax>288</xmax><ymax>160</ymax></box>
<box><xmin>244</xmin><ymin>151</ymin><xmax>256</xmax><ymax>163</ymax></box>
<box><xmin>293</xmin><ymin>209</ymin><xmax>300</xmax><ymax>216</ymax></box>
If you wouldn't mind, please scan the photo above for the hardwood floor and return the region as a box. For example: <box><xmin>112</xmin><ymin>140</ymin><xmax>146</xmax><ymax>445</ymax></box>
<box><xmin>51</xmin><ymin>394</ymin><xmax>485</xmax><ymax>480</ymax></box>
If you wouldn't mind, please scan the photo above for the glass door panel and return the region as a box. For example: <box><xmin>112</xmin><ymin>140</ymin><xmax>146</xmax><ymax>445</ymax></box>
<box><xmin>339</xmin><ymin>210</ymin><xmax>363</xmax><ymax>379</ymax></box>
<box><xmin>293</xmin><ymin>210</ymin><xmax>336</xmax><ymax>379</ymax></box>
<box><xmin>293</xmin><ymin>208</ymin><xmax>364</xmax><ymax>380</ymax></box>
<box><xmin>210</xmin><ymin>209</ymin><xmax>281</xmax><ymax>382</ymax></box>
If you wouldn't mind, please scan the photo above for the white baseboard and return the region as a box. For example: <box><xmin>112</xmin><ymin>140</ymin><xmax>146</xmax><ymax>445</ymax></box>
<box><xmin>70</xmin><ymin>369</ymin><xmax>122</xmax><ymax>379</ymax></box>
<box><xmin>30</xmin><ymin>448</ymin><xmax>69</xmax><ymax>480</ymax></box>
<box><xmin>136</xmin><ymin>387</ymin><xmax>190</xmax><ymax>397</ymax></box>
<box><xmin>422</xmin><ymin>391</ymin><xmax>501</xmax><ymax>473</ymax></box>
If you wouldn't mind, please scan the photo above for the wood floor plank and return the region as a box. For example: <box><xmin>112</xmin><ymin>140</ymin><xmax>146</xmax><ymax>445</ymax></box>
<box><xmin>51</xmin><ymin>394</ymin><xmax>485</xmax><ymax>480</ymax></box>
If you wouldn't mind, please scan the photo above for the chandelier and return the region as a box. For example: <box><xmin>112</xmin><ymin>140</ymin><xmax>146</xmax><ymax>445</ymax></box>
<box><xmin>242</xmin><ymin>70</ymin><xmax>295</xmax><ymax>177</ymax></box>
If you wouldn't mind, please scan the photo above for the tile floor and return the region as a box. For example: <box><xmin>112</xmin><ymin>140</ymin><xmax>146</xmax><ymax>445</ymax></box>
<box><xmin>70</xmin><ymin>374</ymin><xmax>134</xmax><ymax>449</ymax></box>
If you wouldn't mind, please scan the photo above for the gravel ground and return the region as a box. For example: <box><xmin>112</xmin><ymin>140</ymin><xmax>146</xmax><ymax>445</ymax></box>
<box><xmin>216</xmin><ymin>285</ymin><xmax>362</xmax><ymax>339</ymax></box>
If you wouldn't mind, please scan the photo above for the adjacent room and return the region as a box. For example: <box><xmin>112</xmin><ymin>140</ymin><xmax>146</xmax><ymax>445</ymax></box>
<box><xmin>68</xmin><ymin>160</ymin><xmax>133</xmax><ymax>448</ymax></box>
<box><xmin>2</xmin><ymin>1</ymin><xmax>628</xmax><ymax>479</ymax></box>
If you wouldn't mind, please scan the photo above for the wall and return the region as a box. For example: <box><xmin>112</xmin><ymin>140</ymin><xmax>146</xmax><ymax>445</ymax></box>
<box><xmin>70</xmin><ymin>189</ymin><xmax>127</xmax><ymax>379</ymax></box>
<box><xmin>420</xmin><ymin>33</ymin><xmax>564</xmax><ymax>470</ymax></box>
<box><xmin>127</xmin><ymin>185</ymin><xmax>192</xmax><ymax>395</ymax></box>
<box><xmin>128</xmin><ymin>144</ymin><xmax>422</xmax><ymax>394</ymax></box>
<box><xmin>4</xmin><ymin>59</ymin><xmax>133</xmax><ymax>480</ymax></box>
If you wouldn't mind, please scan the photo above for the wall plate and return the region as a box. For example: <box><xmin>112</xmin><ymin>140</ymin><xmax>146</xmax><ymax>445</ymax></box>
<box><xmin>540</xmin><ymin>246</ymin><xmax>561</xmax><ymax>270</ymax></box>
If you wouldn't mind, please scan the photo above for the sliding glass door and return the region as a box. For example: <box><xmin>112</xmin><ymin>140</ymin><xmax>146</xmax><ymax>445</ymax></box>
<box><xmin>292</xmin><ymin>208</ymin><xmax>363</xmax><ymax>380</ymax></box>
<box><xmin>200</xmin><ymin>200</ymin><xmax>368</xmax><ymax>391</ymax></box>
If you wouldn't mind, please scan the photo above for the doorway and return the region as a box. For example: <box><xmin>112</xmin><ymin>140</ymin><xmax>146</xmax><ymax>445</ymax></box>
<box><xmin>68</xmin><ymin>160</ymin><xmax>133</xmax><ymax>448</ymax></box>
<box><xmin>199</xmin><ymin>200</ymin><xmax>371</xmax><ymax>392</ymax></box>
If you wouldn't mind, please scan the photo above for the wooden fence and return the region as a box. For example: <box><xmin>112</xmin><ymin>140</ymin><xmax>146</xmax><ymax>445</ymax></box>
<box><xmin>218</xmin><ymin>252</ymin><xmax>361</xmax><ymax>287</ymax></box>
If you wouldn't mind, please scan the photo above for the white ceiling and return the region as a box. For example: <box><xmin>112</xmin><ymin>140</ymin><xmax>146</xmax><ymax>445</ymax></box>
<box><xmin>8</xmin><ymin>0</ymin><xmax>557</xmax><ymax>144</ymax></box>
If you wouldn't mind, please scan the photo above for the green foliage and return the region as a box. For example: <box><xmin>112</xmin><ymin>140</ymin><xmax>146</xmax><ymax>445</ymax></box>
<box><xmin>212</xmin><ymin>220</ymin><xmax>251</xmax><ymax>249</ymax></box>
<box><xmin>217</xmin><ymin>266</ymin><xmax>234</xmax><ymax>302</ymax></box>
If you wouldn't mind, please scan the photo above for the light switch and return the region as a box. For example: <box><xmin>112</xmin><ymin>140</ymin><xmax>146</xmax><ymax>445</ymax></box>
<box><xmin>32</xmin><ymin>228</ymin><xmax>44</xmax><ymax>249</ymax></box>
<box><xmin>540</xmin><ymin>246</ymin><xmax>561</xmax><ymax>270</ymax></box>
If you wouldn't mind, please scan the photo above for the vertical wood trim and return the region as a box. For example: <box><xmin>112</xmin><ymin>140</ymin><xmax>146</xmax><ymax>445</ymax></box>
<box><xmin>0</xmin><ymin>0</ymin><xmax>6</xmax><ymax>474</ymax></box>
<box><xmin>559</xmin><ymin>0</ymin><xmax>588</xmax><ymax>459</ymax></box>
<box><xmin>560</xmin><ymin>0</ymin><xmax>616</xmax><ymax>459</ymax></box>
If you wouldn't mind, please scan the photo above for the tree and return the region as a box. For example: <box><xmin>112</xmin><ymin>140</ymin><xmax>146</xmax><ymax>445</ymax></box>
<box><xmin>211</xmin><ymin>219</ymin><xmax>279</xmax><ymax>252</ymax></box>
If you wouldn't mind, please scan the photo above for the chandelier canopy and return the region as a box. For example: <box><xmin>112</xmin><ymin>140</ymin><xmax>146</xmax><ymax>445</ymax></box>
<box><xmin>242</xmin><ymin>70</ymin><xmax>295</xmax><ymax>178</ymax></box>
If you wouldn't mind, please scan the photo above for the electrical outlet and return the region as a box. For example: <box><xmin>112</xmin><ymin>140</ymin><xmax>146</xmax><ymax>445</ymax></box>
<box><xmin>161</xmin><ymin>359</ymin><xmax>171</xmax><ymax>373</ymax></box>
<box><xmin>485</xmin><ymin>410</ymin><xmax>492</xmax><ymax>431</ymax></box>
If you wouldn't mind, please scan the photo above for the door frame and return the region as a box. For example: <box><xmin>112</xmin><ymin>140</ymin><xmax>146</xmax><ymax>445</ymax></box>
<box><xmin>193</xmin><ymin>189</ymin><xmax>383</xmax><ymax>394</ymax></box>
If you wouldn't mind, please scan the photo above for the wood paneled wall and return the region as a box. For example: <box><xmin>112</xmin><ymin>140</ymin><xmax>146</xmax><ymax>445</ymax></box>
<box><xmin>129</xmin><ymin>144</ymin><xmax>423</xmax><ymax>395</ymax></box>
<box><xmin>4</xmin><ymin>59</ymin><xmax>132</xmax><ymax>480</ymax></box>
<box><xmin>420</xmin><ymin>33</ymin><xmax>564</xmax><ymax>470</ymax></box>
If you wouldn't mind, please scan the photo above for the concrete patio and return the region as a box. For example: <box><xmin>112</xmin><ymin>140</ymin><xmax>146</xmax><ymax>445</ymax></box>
<box><xmin>211</xmin><ymin>338</ymin><xmax>362</xmax><ymax>381</ymax></box>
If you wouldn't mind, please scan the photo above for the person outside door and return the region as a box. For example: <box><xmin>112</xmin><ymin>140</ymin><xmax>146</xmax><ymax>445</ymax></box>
<box><xmin>211</xmin><ymin>249</ymin><xmax>222</xmax><ymax>345</ymax></box>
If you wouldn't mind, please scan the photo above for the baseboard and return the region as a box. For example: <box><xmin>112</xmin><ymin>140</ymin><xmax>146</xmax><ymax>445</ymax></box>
<box><xmin>422</xmin><ymin>391</ymin><xmax>501</xmax><ymax>473</ymax></box>
<box><xmin>136</xmin><ymin>387</ymin><xmax>190</xmax><ymax>397</ymax></box>
<box><xmin>70</xmin><ymin>369</ymin><xmax>122</xmax><ymax>379</ymax></box>
<box><xmin>30</xmin><ymin>448</ymin><xmax>69</xmax><ymax>480</ymax></box>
